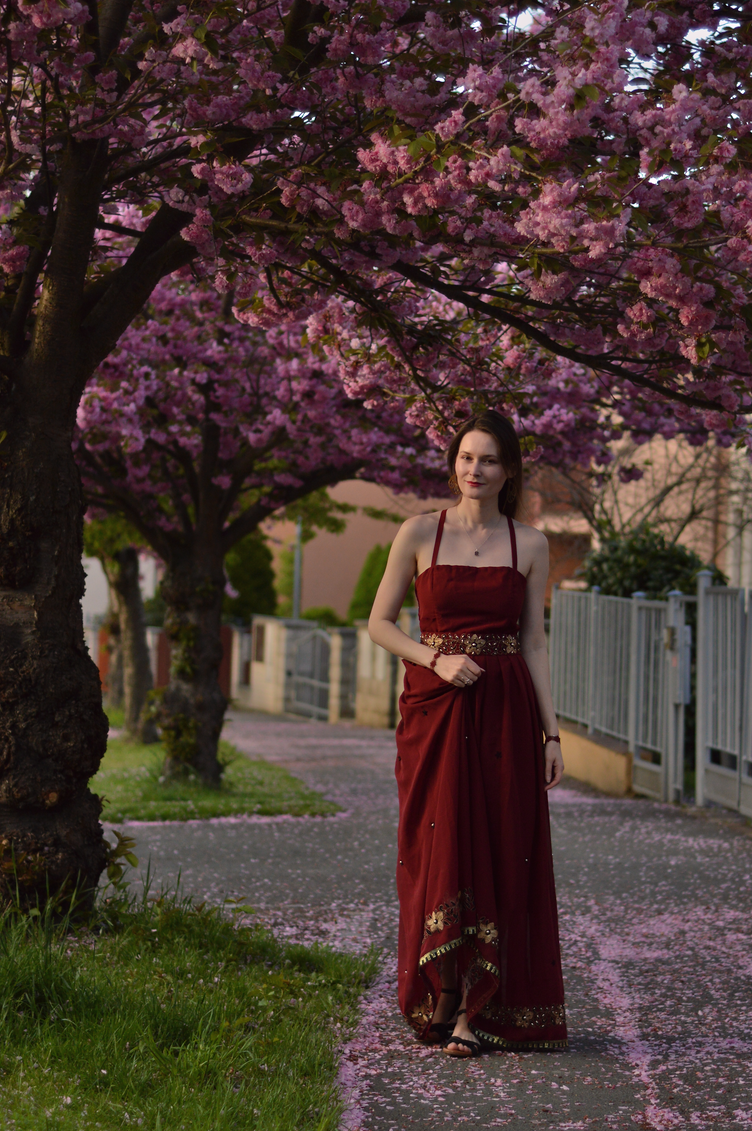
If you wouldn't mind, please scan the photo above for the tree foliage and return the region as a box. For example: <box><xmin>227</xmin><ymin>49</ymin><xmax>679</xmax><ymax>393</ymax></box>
<box><xmin>0</xmin><ymin>1</ymin><xmax>751</xmax><ymax>449</ymax></box>
<box><xmin>223</xmin><ymin>532</ymin><xmax>277</xmax><ymax>623</ymax></box>
<box><xmin>75</xmin><ymin>280</ymin><xmax>443</xmax><ymax>556</ymax></box>
<box><xmin>348</xmin><ymin>544</ymin><xmax>392</xmax><ymax>623</ymax></box>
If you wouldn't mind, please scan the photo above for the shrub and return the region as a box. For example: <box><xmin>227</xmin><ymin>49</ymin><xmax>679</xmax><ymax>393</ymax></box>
<box><xmin>224</xmin><ymin>531</ymin><xmax>277</xmax><ymax>622</ymax></box>
<box><xmin>580</xmin><ymin>526</ymin><xmax>726</xmax><ymax>599</ymax></box>
<box><xmin>347</xmin><ymin>544</ymin><xmax>391</xmax><ymax>622</ymax></box>
<box><xmin>301</xmin><ymin>606</ymin><xmax>345</xmax><ymax>627</ymax></box>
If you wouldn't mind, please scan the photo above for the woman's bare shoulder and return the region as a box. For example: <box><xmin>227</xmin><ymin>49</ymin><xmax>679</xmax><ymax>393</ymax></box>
<box><xmin>397</xmin><ymin>510</ymin><xmax>445</xmax><ymax>545</ymax></box>
<box><xmin>512</xmin><ymin>519</ymin><xmax>549</xmax><ymax>555</ymax></box>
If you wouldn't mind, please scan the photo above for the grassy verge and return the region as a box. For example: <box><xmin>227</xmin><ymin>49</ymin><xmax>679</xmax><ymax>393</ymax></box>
<box><xmin>92</xmin><ymin>737</ymin><xmax>340</xmax><ymax>823</ymax></box>
<box><xmin>0</xmin><ymin>893</ymin><xmax>376</xmax><ymax>1130</ymax></box>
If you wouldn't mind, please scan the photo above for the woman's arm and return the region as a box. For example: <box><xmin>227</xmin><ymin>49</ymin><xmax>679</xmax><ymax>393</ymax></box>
<box><xmin>518</xmin><ymin>529</ymin><xmax>564</xmax><ymax>790</ymax></box>
<box><xmin>368</xmin><ymin>517</ymin><xmax>485</xmax><ymax>690</ymax></box>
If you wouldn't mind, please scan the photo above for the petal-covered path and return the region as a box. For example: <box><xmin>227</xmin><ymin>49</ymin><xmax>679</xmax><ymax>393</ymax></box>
<box><xmin>115</xmin><ymin>710</ymin><xmax>752</xmax><ymax>1130</ymax></box>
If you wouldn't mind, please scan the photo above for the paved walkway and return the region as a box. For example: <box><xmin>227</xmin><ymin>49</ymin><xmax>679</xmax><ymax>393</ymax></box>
<box><xmin>113</xmin><ymin>710</ymin><xmax>752</xmax><ymax>1130</ymax></box>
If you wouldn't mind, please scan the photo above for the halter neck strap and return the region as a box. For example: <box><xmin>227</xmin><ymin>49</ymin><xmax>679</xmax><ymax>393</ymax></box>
<box><xmin>431</xmin><ymin>510</ymin><xmax>447</xmax><ymax>569</ymax></box>
<box><xmin>507</xmin><ymin>515</ymin><xmax>517</xmax><ymax>572</ymax></box>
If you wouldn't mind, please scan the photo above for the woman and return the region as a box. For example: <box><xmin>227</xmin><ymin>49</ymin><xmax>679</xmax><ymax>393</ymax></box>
<box><xmin>368</xmin><ymin>410</ymin><xmax>567</xmax><ymax>1058</ymax></box>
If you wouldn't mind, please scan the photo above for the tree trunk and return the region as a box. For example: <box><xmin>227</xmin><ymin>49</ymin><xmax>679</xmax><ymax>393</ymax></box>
<box><xmin>159</xmin><ymin>551</ymin><xmax>226</xmax><ymax>785</ymax></box>
<box><xmin>104</xmin><ymin>549</ymin><xmax>158</xmax><ymax>743</ymax></box>
<box><xmin>104</xmin><ymin>601</ymin><xmax>124</xmax><ymax>712</ymax></box>
<box><xmin>0</xmin><ymin>413</ymin><xmax>108</xmax><ymax>908</ymax></box>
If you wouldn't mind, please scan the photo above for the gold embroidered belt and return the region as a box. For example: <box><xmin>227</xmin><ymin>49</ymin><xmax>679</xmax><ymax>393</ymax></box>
<box><xmin>421</xmin><ymin>631</ymin><xmax>520</xmax><ymax>656</ymax></box>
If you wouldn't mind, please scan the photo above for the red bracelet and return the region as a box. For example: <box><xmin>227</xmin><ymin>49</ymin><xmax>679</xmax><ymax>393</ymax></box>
<box><xmin>544</xmin><ymin>734</ymin><xmax>561</xmax><ymax>744</ymax></box>
<box><xmin>429</xmin><ymin>651</ymin><xmax>441</xmax><ymax>670</ymax></box>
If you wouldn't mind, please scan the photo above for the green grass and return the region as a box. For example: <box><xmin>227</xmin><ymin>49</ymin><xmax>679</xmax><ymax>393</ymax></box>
<box><xmin>92</xmin><ymin>737</ymin><xmax>340</xmax><ymax>823</ymax></box>
<box><xmin>105</xmin><ymin>705</ymin><xmax>125</xmax><ymax>731</ymax></box>
<box><xmin>0</xmin><ymin>893</ymin><xmax>377</xmax><ymax>1130</ymax></box>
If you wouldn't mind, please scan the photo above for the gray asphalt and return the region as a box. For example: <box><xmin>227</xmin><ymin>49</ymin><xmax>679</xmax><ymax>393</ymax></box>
<box><xmin>111</xmin><ymin>710</ymin><xmax>752</xmax><ymax>1131</ymax></box>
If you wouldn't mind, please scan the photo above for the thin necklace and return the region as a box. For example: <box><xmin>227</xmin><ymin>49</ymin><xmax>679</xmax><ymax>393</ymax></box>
<box><xmin>457</xmin><ymin>511</ymin><xmax>502</xmax><ymax>557</ymax></box>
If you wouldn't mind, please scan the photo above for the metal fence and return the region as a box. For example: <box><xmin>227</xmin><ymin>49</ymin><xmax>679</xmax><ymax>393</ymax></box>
<box><xmin>551</xmin><ymin>573</ymin><xmax>752</xmax><ymax>814</ymax></box>
<box><xmin>550</xmin><ymin>586</ymin><xmax>689</xmax><ymax>801</ymax></box>
<box><xmin>696</xmin><ymin>574</ymin><xmax>749</xmax><ymax>814</ymax></box>
<box><xmin>285</xmin><ymin>626</ymin><xmax>331</xmax><ymax>721</ymax></box>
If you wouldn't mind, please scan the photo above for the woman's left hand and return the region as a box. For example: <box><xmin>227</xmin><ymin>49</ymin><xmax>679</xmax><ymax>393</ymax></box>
<box><xmin>544</xmin><ymin>739</ymin><xmax>564</xmax><ymax>791</ymax></box>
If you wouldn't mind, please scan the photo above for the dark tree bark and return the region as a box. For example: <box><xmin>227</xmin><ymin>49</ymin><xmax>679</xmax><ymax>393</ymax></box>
<box><xmin>0</xmin><ymin>404</ymin><xmax>108</xmax><ymax>906</ymax></box>
<box><xmin>0</xmin><ymin>125</ymin><xmax>195</xmax><ymax>906</ymax></box>
<box><xmin>103</xmin><ymin>548</ymin><xmax>158</xmax><ymax>742</ymax></box>
<box><xmin>159</xmin><ymin>548</ymin><xmax>226</xmax><ymax>785</ymax></box>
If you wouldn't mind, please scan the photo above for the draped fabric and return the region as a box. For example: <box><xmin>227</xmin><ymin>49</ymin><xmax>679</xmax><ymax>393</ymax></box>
<box><xmin>394</xmin><ymin>512</ymin><xmax>567</xmax><ymax>1049</ymax></box>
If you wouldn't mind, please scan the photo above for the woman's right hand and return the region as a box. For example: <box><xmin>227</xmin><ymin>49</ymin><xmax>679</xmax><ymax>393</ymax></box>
<box><xmin>432</xmin><ymin>653</ymin><xmax>484</xmax><ymax>688</ymax></box>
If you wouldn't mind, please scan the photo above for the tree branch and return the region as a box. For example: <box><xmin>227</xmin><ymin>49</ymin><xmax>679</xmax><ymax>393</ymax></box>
<box><xmin>278</xmin><ymin>0</ymin><xmax>329</xmax><ymax>78</ymax></box>
<box><xmin>96</xmin><ymin>219</ymin><xmax>144</xmax><ymax>239</ymax></box>
<box><xmin>5</xmin><ymin>206</ymin><xmax>57</xmax><ymax>356</ymax></box>
<box><xmin>29</xmin><ymin>138</ymin><xmax>110</xmax><ymax>380</ymax></box>
<box><xmin>78</xmin><ymin>444</ymin><xmax>174</xmax><ymax>560</ymax></box>
<box><xmin>114</xmin><ymin>0</ymin><xmax>181</xmax><ymax>94</ymax></box>
<box><xmin>98</xmin><ymin>0</ymin><xmax>136</xmax><ymax>62</ymax></box>
<box><xmin>389</xmin><ymin>259</ymin><xmax>728</xmax><ymax>414</ymax></box>
<box><xmin>105</xmin><ymin>143</ymin><xmax>191</xmax><ymax>187</ymax></box>
<box><xmin>221</xmin><ymin>460</ymin><xmax>363</xmax><ymax>553</ymax></box>
<box><xmin>217</xmin><ymin>425</ymin><xmax>289</xmax><ymax>527</ymax></box>
<box><xmin>82</xmin><ymin>204</ymin><xmax>197</xmax><ymax>370</ymax></box>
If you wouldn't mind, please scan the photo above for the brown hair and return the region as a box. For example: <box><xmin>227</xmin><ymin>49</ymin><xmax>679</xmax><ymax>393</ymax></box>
<box><xmin>446</xmin><ymin>410</ymin><xmax>523</xmax><ymax>518</ymax></box>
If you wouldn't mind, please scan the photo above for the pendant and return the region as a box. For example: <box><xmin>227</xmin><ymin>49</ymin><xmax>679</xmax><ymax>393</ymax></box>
<box><xmin>474</xmin><ymin>550</ymin><xmax>479</xmax><ymax>556</ymax></box>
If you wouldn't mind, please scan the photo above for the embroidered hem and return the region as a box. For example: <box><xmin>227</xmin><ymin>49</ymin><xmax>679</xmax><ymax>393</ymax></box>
<box><xmin>418</xmin><ymin>934</ymin><xmax>464</xmax><ymax>966</ymax></box>
<box><xmin>472</xmin><ymin>1024</ymin><xmax>568</xmax><ymax>1051</ymax></box>
<box><xmin>419</xmin><ymin>925</ymin><xmax>492</xmax><ymax>968</ymax></box>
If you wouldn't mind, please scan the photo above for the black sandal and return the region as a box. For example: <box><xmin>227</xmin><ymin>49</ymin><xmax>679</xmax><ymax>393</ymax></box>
<box><xmin>442</xmin><ymin>1009</ymin><xmax>484</xmax><ymax>1058</ymax></box>
<box><xmin>426</xmin><ymin>987</ymin><xmax>462</xmax><ymax>1044</ymax></box>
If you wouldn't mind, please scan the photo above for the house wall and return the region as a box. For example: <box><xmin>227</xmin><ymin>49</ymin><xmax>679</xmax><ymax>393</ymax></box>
<box><xmin>262</xmin><ymin>480</ymin><xmax>451</xmax><ymax>619</ymax></box>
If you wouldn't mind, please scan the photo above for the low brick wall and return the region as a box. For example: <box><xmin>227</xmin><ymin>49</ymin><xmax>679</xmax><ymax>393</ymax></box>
<box><xmin>560</xmin><ymin>723</ymin><xmax>632</xmax><ymax>797</ymax></box>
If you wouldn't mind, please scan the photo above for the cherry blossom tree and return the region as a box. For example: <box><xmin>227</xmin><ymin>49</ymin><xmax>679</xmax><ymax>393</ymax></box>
<box><xmin>2</xmin><ymin>0</ymin><xmax>751</xmax><ymax>900</ymax></box>
<box><xmin>75</xmin><ymin>278</ymin><xmax>445</xmax><ymax>783</ymax></box>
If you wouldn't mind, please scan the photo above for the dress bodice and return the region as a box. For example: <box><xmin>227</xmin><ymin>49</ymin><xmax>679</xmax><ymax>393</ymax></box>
<box><xmin>414</xmin><ymin>511</ymin><xmax>526</xmax><ymax>636</ymax></box>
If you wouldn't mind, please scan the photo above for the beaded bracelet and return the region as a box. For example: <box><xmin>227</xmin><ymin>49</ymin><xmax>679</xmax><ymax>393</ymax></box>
<box><xmin>429</xmin><ymin>651</ymin><xmax>441</xmax><ymax>670</ymax></box>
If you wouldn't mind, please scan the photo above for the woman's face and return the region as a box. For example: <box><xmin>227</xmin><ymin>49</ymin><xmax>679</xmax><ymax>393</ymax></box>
<box><xmin>454</xmin><ymin>430</ymin><xmax>507</xmax><ymax>502</ymax></box>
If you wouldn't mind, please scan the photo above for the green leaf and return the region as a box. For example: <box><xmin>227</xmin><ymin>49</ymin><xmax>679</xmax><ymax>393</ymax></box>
<box><xmin>695</xmin><ymin>335</ymin><xmax>716</xmax><ymax>361</ymax></box>
<box><xmin>581</xmin><ymin>84</ymin><xmax>600</xmax><ymax>101</ymax></box>
<box><xmin>509</xmin><ymin>145</ymin><xmax>527</xmax><ymax>162</ymax></box>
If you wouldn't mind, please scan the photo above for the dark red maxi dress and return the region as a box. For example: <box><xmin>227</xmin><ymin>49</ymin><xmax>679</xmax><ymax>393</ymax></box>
<box><xmin>395</xmin><ymin>511</ymin><xmax>567</xmax><ymax>1050</ymax></box>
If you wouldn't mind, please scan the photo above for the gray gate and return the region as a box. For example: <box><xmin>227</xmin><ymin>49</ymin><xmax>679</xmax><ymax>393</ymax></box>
<box><xmin>286</xmin><ymin>627</ymin><xmax>331</xmax><ymax>721</ymax></box>
<box><xmin>550</xmin><ymin>586</ymin><xmax>677</xmax><ymax>800</ymax></box>
<box><xmin>696</xmin><ymin>573</ymin><xmax>746</xmax><ymax>811</ymax></box>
